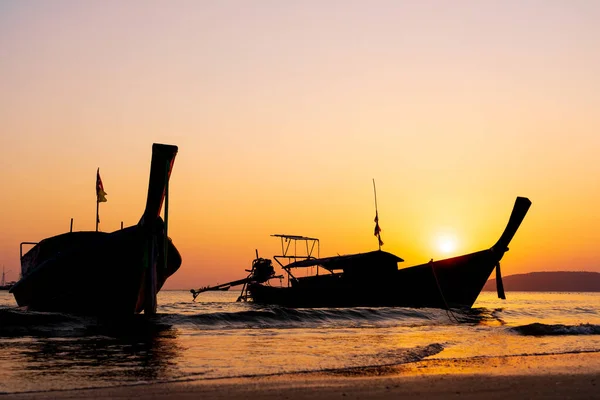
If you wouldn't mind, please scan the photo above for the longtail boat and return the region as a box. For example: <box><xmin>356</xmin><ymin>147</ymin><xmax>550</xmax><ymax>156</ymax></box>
<box><xmin>10</xmin><ymin>143</ymin><xmax>181</xmax><ymax>315</ymax></box>
<box><xmin>192</xmin><ymin>197</ymin><xmax>531</xmax><ymax>309</ymax></box>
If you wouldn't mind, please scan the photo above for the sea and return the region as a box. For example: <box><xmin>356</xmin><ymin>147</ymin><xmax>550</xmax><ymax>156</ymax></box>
<box><xmin>0</xmin><ymin>290</ymin><xmax>599</xmax><ymax>394</ymax></box>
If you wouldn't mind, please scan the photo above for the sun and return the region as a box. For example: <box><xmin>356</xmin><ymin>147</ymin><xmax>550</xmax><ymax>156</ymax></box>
<box><xmin>437</xmin><ymin>235</ymin><xmax>457</xmax><ymax>255</ymax></box>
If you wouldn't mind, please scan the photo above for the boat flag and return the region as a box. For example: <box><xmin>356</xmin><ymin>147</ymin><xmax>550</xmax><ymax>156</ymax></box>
<box><xmin>374</xmin><ymin>211</ymin><xmax>383</xmax><ymax>247</ymax></box>
<box><xmin>96</xmin><ymin>168</ymin><xmax>107</xmax><ymax>231</ymax></box>
<box><xmin>372</xmin><ymin>179</ymin><xmax>384</xmax><ymax>249</ymax></box>
<box><xmin>96</xmin><ymin>168</ymin><xmax>107</xmax><ymax>203</ymax></box>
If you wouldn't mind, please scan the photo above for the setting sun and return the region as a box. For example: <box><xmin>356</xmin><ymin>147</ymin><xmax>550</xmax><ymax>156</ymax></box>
<box><xmin>437</xmin><ymin>235</ymin><xmax>457</xmax><ymax>255</ymax></box>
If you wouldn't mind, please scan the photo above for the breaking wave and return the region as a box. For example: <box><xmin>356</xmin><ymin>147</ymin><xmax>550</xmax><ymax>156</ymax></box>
<box><xmin>0</xmin><ymin>303</ymin><xmax>508</xmax><ymax>335</ymax></box>
<box><xmin>0</xmin><ymin>307</ymin><xmax>172</xmax><ymax>338</ymax></box>
<box><xmin>165</xmin><ymin>306</ymin><xmax>455</xmax><ymax>330</ymax></box>
<box><xmin>0</xmin><ymin>306</ymin><xmax>83</xmax><ymax>336</ymax></box>
<box><xmin>510</xmin><ymin>322</ymin><xmax>600</xmax><ymax>336</ymax></box>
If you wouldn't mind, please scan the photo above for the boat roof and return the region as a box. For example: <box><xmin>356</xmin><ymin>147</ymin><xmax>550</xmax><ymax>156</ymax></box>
<box><xmin>286</xmin><ymin>250</ymin><xmax>403</xmax><ymax>270</ymax></box>
<box><xmin>271</xmin><ymin>234</ymin><xmax>319</xmax><ymax>241</ymax></box>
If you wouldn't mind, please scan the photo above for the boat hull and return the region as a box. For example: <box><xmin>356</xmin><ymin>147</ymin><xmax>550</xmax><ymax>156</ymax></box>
<box><xmin>249</xmin><ymin>248</ymin><xmax>500</xmax><ymax>309</ymax></box>
<box><xmin>10</xmin><ymin>143</ymin><xmax>180</xmax><ymax>315</ymax></box>
<box><xmin>10</xmin><ymin>220</ymin><xmax>181</xmax><ymax>315</ymax></box>
<box><xmin>248</xmin><ymin>196</ymin><xmax>532</xmax><ymax>309</ymax></box>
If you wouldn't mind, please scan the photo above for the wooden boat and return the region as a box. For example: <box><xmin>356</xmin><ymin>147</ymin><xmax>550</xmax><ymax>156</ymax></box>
<box><xmin>197</xmin><ymin>197</ymin><xmax>531</xmax><ymax>309</ymax></box>
<box><xmin>10</xmin><ymin>143</ymin><xmax>181</xmax><ymax>315</ymax></box>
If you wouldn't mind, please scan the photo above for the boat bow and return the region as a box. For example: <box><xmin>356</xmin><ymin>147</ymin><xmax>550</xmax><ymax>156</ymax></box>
<box><xmin>138</xmin><ymin>143</ymin><xmax>178</xmax><ymax>315</ymax></box>
<box><xmin>491</xmin><ymin>196</ymin><xmax>532</xmax><ymax>299</ymax></box>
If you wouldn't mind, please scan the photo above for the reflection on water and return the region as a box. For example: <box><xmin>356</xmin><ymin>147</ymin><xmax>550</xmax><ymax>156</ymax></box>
<box><xmin>453</xmin><ymin>307</ymin><xmax>506</xmax><ymax>326</ymax></box>
<box><xmin>0</xmin><ymin>314</ymin><xmax>183</xmax><ymax>392</ymax></box>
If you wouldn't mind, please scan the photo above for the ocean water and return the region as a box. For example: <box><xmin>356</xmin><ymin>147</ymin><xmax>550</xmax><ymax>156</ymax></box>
<box><xmin>0</xmin><ymin>290</ymin><xmax>599</xmax><ymax>394</ymax></box>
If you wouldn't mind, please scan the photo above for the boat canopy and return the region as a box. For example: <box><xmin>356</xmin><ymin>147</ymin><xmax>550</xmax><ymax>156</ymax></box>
<box><xmin>286</xmin><ymin>250</ymin><xmax>403</xmax><ymax>271</ymax></box>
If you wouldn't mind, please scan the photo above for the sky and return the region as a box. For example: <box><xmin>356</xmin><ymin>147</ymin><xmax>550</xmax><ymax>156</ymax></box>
<box><xmin>1</xmin><ymin>0</ymin><xmax>599</xmax><ymax>289</ymax></box>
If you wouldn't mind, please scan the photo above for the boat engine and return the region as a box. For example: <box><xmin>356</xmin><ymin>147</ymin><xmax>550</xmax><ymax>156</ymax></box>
<box><xmin>190</xmin><ymin>251</ymin><xmax>280</xmax><ymax>302</ymax></box>
<box><xmin>249</xmin><ymin>257</ymin><xmax>275</xmax><ymax>283</ymax></box>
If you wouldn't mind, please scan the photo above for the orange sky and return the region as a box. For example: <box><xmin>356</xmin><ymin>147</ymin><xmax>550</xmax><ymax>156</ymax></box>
<box><xmin>1</xmin><ymin>1</ymin><xmax>599</xmax><ymax>289</ymax></box>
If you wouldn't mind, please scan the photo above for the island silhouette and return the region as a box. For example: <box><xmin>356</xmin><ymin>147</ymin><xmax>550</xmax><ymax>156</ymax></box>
<box><xmin>483</xmin><ymin>271</ymin><xmax>600</xmax><ymax>292</ymax></box>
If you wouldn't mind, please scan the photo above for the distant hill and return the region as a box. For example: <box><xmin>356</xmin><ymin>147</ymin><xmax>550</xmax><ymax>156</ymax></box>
<box><xmin>483</xmin><ymin>271</ymin><xmax>600</xmax><ymax>292</ymax></box>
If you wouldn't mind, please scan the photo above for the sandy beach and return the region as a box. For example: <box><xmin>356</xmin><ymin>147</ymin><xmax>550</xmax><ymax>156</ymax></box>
<box><xmin>3</xmin><ymin>352</ymin><xmax>598</xmax><ymax>400</ymax></box>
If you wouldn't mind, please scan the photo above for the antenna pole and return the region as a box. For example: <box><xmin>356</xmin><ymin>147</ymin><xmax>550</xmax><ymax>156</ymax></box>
<box><xmin>372</xmin><ymin>179</ymin><xmax>378</xmax><ymax>213</ymax></box>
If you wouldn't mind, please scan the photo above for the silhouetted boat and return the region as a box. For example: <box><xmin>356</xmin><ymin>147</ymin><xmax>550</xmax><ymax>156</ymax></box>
<box><xmin>194</xmin><ymin>197</ymin><xmax>531</xmax><ymax>309</ymax></box>
<box><xmin>10</xmin><ymin>143</ymin><xmax>181</xmax><ymax>315</ymax></box>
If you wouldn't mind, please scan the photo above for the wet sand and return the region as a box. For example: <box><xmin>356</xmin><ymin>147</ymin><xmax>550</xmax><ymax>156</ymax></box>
<box><xmin>3</xmin><ymin>352</ymin><xmax>599</xmax><ymax>399</ymax></box>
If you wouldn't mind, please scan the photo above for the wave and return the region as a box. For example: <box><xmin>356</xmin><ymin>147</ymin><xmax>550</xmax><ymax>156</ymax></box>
<box><xmin>0</xmin><ymin>305</ymin><xmax>439</xmax><ymax>336</ymax></box>
<box><xmin>0</xmin><ymin>307</ymin><xmax>89</xmax><ymax>337</ymax></box>
<box><xmin>0</xmin><ymin>307</ymin><xmax>175</xmax><ymax>338</ymax></box>
<box><xmin>0</xmin><ymin>304</ymin><xmax>507</xmax><ymax>335</ymax></box>
<box><xmin>166</xmin><ymin>306</ymin><xmax>449</xmax><ymax>330</ymax></box>
<box><xmin>510</xmin><ymin>322</ymin><xmax>600</xmax><ymax>336</ymax></box>
<box><xmin>0</xmin><ymin>306</ymin><xmax>79</xmax><ymax>326</ymax></box>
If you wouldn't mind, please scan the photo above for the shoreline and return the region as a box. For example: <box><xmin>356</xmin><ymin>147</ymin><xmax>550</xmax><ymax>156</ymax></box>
<box><xmin>3</xmin><ymin>352</ymin><xmax>599</xmax><ymax>399</ymax></box>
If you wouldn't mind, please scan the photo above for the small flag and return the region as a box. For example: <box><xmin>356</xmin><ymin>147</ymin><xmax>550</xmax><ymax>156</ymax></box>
<box><xmin>96</xmin><ymin>168</ymin><xmax>107</xmax><ymax>203</ymax></box>
<box><xmin>374</xmin><ymin>211</ymin><xmax>383</xmax><ymax>246</ymax></box>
